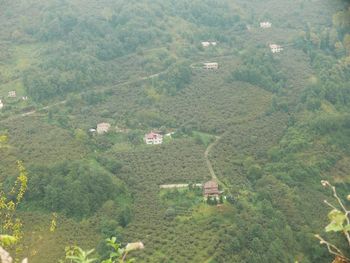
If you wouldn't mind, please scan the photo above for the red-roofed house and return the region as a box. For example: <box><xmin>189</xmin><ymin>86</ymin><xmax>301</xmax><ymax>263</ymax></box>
<box><xmin>203</xmin><ymin>180</ymin><xmax>220</xmax><ymax>198</ymax></box>
<box><xmin>144</xmin><ymin>132</ymin><xmax>163</xmax><ymax>145</ymax></box>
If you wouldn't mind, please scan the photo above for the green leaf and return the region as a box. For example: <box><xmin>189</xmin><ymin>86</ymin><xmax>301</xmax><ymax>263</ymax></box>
<box><xmin>0</xmin><ymin>235</ymin><xmax>18</xmax><ymax>246</ymax></box>
<box><xmin>325</xmin><ymin>221</ymin><xmax>345</xmax><ymax>232</ymax></box>
<box><xmin>328</xmin><ymin>209</ymin><xmax>345</xmax><ymax>222</ymax></box>
<box><xmin>325</xmin><ymin>209</ymin><xmax>347</xmax><ymax>232</ymax></box>
<box><xmin>344</xmin><ymin>224</ymin><xmax>350</xmax><ymax>232</ymax></box>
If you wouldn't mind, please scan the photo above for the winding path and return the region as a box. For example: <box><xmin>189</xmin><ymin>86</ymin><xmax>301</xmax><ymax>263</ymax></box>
<box><xmin>204</xmin><ymin>134</ymin><xmax>229</xmax><ymax>190</ymax></box>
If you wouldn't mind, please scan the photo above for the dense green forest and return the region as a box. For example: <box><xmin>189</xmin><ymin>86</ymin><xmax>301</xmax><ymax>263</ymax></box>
<box><xmin>1</xmin><ymin>0</ymin><xmax>350</xmax><ymax>262</ymax></box>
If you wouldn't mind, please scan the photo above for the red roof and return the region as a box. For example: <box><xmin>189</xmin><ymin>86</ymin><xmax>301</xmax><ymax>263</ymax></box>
<box><xmin>204</xmin><ymin>180</ymin><xmax>218</xmax><ymax>189</ymax></box>
<box><xmin>203</xmin><ymin>180</ymin><xmax>219</xmax><ymax>195</ymax></box>
<box><xmin>146</xmin><ymin>132</ymin><xmax>161</xmax><ymax>140</ymax></box>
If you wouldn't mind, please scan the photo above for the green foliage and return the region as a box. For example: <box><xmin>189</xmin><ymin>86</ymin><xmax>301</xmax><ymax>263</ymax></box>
<box><xmin>65</xmin><ymin>247</ymin><xmax>97</xmax><ymax>263</ymax></box>
<box><xmin>1</xmin><ymin>0</ymin><xmax>350</xmax><ymax>262</ymax></box>
<box><xmin>230</xmin><ymin>50</ymin><xmax>286</xmax><ymax>93</ymax></box>
<box><xmin>64</xmin><ymin>237</ymin><xmax>137</xmax><ymax>263</ymax></box>
<box><xmin>157</xmin><ymin>61</ymin><xmax>192</xmax><ymax>95</ymax></box>
<box><xmin>325</xmin><ymin>209</ymin><xmax>348</xmax><ymax>232</ymax></box>
<box><xmin>316</xmin><ymin>181</ymin><xmax>350</xmax><ymax>262</ymax></box>
<box><xmin>0</xmin><ymin>161</ymin><xmax>28</xmax><ymax>247</ymax></box>
<box><xmin>26</xmin><ymin>160</ymin><xmax>128</xmax><ymax>218</ymax></box>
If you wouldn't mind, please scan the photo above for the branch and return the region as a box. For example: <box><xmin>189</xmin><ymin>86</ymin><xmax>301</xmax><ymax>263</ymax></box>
<box><xmin>314</xmin><ymin>234</ymin><xmax>350</xmax><ymax>262</ymax></box>
<box><xmin>321</xmin><ymin>180</ymin><xmax>350</xmax><ymax>247</ymax></box>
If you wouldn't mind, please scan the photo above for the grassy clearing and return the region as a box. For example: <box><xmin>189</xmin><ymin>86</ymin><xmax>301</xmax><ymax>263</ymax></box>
<box><xmin>192</xmin><ymin>131</ymin><xmax>215</xmax><ymax>146</ymax></box>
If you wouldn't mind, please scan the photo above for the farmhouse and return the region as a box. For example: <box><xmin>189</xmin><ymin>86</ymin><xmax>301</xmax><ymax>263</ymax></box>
<box><xmin>203</xmin><ymin>180</ymin><xmax>220</xmax><ymax>199</ymax></box>
<box><xmin>203</xmin><ymin>62</ymin><xmax>219</xmax><ymax>70</ymax></box>
<box><xmin>269</xmin><ymin>44</ymin><xmax>283</xmax><ymax>53</ymax></box>
<box><xmin>260</xmin><ymin>21</ymin><xmax>272</xmax><ymax>28</ymax></box>
<box><xmin>96</xmin><ymin>122</ymin><xmax>111</xmax><ymax>134</ymax></box>
<box><xmin>8</xmin><ymin>91</ymin><xmax>16</xmax><ymax>98</ymax></box>
<box><xmin>144</xmin><ymin>131</ymin><xmax>163</xmax><ymax>145</ymax></box>
<box><xmin>0</xmin><ymin>100</ymin><xmax>3</xmax><ymax>109</ymax></box>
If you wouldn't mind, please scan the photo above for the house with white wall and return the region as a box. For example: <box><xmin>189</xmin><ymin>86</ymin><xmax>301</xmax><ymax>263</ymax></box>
<box><xmin>203</xmin><ymin>62</ymin><xmax>219</xmax><ymax>70</ymax></box>
<box><xmin>8</xmin><ymin>91</ymin><xmax>16</xmax><ymax>98</ymax></box>
<box><xmin>260</xmin><ymin>22</ymin><xmax>272</xmax><ymax>28</ymax></box>
<box><xmin>97</xmin><ymin>123</ymin><xmax>111</xmax><ymax>134</ymax></box>
<box><xmin>201</xmin><ymin>41</ymin><xmax>217</xmax><ymax>48</ymax></box>
<box><xmin>269</xmin><ymin>44</ymin><xmax>283</xmax><ymax>53</ymax></box>
<box><xmin>144</xmin><ymin>132</ymin><xmax>163</xmax><ymax>145</ymax></box>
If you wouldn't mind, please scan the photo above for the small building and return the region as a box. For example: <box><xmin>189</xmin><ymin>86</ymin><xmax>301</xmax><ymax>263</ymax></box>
<box><xmin>203</xmin><ymin>180</ymin><xmax>220</xmax><ymax>199</ymax></box>
<box><xmin>144</xmin><ymin>132</ymin><xmax>163</xmax><ymax>145</ymax></box>
<box><xmin>0</xmin><ymin>100</ymin><xmax>3</xmax><ymax>109</ymax></box>
<box><xmin>201</xmin><ymin>41</ymin><xmax>210</xmax><ymax>48</ymax></box>
<box><xmin>96</xmin><ymin>122</ymin><xmax>111</xmax><ymax>134</ymax></box>
<box><xmin>22</xmin><ymin>96</ymin><xmax>28</xmax><ymax>101</ymax></box>
<box><xmin>260</xmin><ymin>22</ymin><xmax>272</xmax><ymax>28</ymax></box>
<box><xmin>203</xmin><ymin>62</ymin><xmax>219</xmax><ymax>70</ymax></box>
<box><xmin>8</xmin><ymin>91</ymin><xmax>16</xmax><ymax>98</ymax></box>
<box><xmin>89</xmin><ymin>128</ymin><xmax>96</xmax><ymax>133</ymax></box>
<box><xmin>201</xmin><ymin>41</ymin><xmax>217</xmax><ymax>48</ymax></box>
<box><xmin>126</xmin><ymin>242</ymin><xmax>145</xmax><ymax>252</ymax></box>
<box><xmin>269</xmin><ymin>44</ymin><xmax>283</xmax><ymax>53</ymax></box>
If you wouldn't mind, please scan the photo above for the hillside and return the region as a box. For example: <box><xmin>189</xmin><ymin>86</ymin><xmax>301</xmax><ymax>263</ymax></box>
<box><xmin>0</xmin><ymin>0</ymin><xmax>350</xmax><ymax>262</ymax></box>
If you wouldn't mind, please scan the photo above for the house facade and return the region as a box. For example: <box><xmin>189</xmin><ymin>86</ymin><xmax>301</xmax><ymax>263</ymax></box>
<box><xmin>96</xmin><ymin>122</ymin><xmax>111</xmax><ymax>134</ymax></box>
<box><xmin>260</xmin><ymin>22</ymin><xmax>272</xmax><ymax>28</ymax></box>
<box><xmin>203</xmin><ymin>180</ymin><xmax>220</xmax><ymax>199</ymax></box>
<box><xmin>8</xmin><ymin>91</ymin><xmax>16</xmax><ymax>98</ymax></box>
<box><xmin>203</xmin><ymin>62</ymin><xmax>219</xmax><ymax>70</ymax></box>
<box><xmin>269</xmin><ymin>44</ymin><xmax>283</xmax><ymax>53</ymax></box>
<box><xmin>144</xmin><ymin>132</ymin><xmax>163</xmax><ymax>145</ymax></box>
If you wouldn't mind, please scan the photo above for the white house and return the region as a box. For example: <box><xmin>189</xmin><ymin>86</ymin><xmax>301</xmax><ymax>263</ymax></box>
<box><xmin>203</xmin><ymin>62</ymin><xmax>219</xmax><ymax>70</ymax></box>
<box><xmin>269</xmin><ymin>44</ymin><xmax>283</xmax><ymax>53</ymax></box>
<box><xmin>96</xmin><ymin>122</ymin><xmax>111</xmax><ymax>134</ymax></box>
<box><xmin>8</xmin><ymin>91</ymin><xmax>16</xmax><ymax>98</ymax></box>
<box><xmin>201</xmin><ymin>41</ymin><xmax>217</xmax><ymax>48</ymax></box>
<box><xmin>144</xmin><ymin>132</ymin><xmax>163</xmax><ymax>145</ymax></box>
<box><xmin>0</xmin><ymin>100</ymin><xmax>3</xmax><ymax>110</ymax></box>
<box><xmin>260</xmin><ymin>22</ymin><xmax>272</xmax><ymax>28</ymax></box>
<box><xmin>201</xmin><ymin>41</ymin><xmax>210</xmax><ymax>48</ymax></box>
